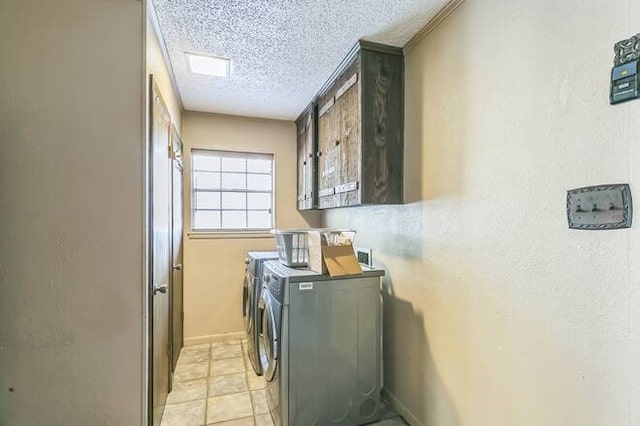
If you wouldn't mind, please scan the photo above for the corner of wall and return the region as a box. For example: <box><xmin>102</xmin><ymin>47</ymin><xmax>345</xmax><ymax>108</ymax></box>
<box><xmin>382</xmin><ymin>388</ymin><xmax>424</xmax><ymax>426</ymax></box>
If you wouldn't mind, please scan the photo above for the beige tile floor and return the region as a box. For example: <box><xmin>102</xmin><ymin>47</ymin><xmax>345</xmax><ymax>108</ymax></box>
<box><xmin>161</xmin><ymin>339</ymin><xmax>269</xmax><ymax>426</ymax></box>
<box><xmin>161</xmin><ymin>338</ymin><xmax>407</xmax><ymax>426</ymax></box>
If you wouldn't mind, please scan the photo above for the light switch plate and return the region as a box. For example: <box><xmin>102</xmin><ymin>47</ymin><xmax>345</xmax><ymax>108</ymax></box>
<box><xmin>567</xmin><ymin>184</ymin><xmax>632</xmax><ymax>230</ymax></box>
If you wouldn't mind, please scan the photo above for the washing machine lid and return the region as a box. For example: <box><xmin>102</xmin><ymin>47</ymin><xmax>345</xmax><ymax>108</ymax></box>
<box><xmin>264</xmin><ymin>260</ymin><xmax>318</xmax><ymax>278</ymax></box>
<box><xmin>247</xmin><ymin>250</ymin><xmax>280</xmax><ymax>260</ymax></box>
<box><xmin>247</xmin><ymin>251</ymin><xmax>279</xmax><ymax>273</ymax></box>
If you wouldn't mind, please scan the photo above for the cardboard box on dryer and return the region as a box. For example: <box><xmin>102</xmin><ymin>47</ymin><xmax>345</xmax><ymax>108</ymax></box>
<box><xmin>307</xmin><ymin>230</ymin><xmax>361</xmax><ymax>277</ymax></box>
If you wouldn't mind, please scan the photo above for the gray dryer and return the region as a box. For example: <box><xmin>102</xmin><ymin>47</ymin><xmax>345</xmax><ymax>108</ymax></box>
<box><xmin>259</xmin><ymin>260</ymin><xmax>385</xmax><ymax>426</ymax></box>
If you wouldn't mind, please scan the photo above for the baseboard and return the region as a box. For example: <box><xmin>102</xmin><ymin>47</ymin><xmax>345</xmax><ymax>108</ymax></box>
<box><xmin>184</xmin><ymin>331</ymin><xmax>245</xmax><ymax>346</ymax></box>
<box><xmin>382</xmin><ymin>387</ymin><xmax>423</xmax><ymax>426</ymax></box>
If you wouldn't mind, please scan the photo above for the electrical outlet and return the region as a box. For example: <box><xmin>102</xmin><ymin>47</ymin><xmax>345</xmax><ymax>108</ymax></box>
<box><xmin>355</xmin><ymin>247</ymin><xmax>373</xmax><ymax>267</ymax></box>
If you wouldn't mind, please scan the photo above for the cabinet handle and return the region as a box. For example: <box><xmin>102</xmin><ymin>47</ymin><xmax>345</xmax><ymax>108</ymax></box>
<box><xmin>317</xmin><ymin>152</ymin><xmax>322</xmax><ymax>157</ymax></box>
<box><xmin>303</xmin><ymin>160</ymin><xmax>307</xmax><ymax>165</ymax></box>
<box><xmin>335</xmin><ymin>140</ymin><xmax>340</xmax><ymax>146</ymax></box>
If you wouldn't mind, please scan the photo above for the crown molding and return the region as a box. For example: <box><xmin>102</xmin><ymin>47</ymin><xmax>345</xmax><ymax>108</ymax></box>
<box><xmin>146</xmin><ymin>0</ymin><xmax>184</xmax><ymax>111</ymax></box>
<box><xmin>404</xmin><ymin>0</ymin><xmax>467</xmax><ymax>52</ymax></box>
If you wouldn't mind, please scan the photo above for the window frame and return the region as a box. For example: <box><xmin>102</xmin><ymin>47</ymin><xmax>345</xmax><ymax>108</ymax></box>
<box><xmin>190</xmin><ymin>148</ymin><xmax>275</xmax><ymax>234</ymax></box>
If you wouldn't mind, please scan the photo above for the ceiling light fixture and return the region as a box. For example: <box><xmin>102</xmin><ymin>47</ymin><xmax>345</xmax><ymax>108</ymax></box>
<box><xmin>186</xmin><ymin>53</ymin><xmax>231</xmax><ymax>77</ymax></box>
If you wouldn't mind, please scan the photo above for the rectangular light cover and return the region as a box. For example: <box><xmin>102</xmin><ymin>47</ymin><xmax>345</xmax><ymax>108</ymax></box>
<box><xmin>186</xmin><ymin>53</ymin><xmax>230</xmax><ymax>77</ymax></box>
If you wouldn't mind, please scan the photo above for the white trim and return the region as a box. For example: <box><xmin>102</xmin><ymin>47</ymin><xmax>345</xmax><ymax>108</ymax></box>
<box><xmin>403</xmin><ymin>0</ymin><xmax>466</xmax><ymax>52</ymax></box>
<box><xmin>141</xmin><ymin>5</ymin><xmax>150</xmax><ymax>426</ymax></box>
<box><xmin>382</xmin><ymin>387</ymin><xmax>424</xmax><ymax>426</ymax></box>
<box><xmin>190</xmin><ymin>149</ymin><xmax>275</xmax><ymax>232</ymax></box>
<box><xmin>184</xmin><ymin>332</ymin><xmax>246</xmax><ymax>346</ymax></box>
<box><xmin>188</xmin><ymin>231</ymin><xmax>273</xmax><ymax>240</ymax></box>
<box><xmin>146</xmin><ymin>0</ymin><xmax>184</xmax><ymax>110</ymax></box>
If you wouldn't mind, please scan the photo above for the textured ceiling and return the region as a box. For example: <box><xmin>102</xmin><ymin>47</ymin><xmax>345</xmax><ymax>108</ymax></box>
<box><xmin>153</xmin><ymin>0</ymin><xmax>448</xmax><ymax>120</ymax></box>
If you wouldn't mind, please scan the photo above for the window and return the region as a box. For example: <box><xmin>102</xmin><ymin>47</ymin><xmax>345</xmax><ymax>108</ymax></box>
<box><xmin>191</xmin><ymin>149</ymin><xmax>274</xmax><ymax>231</ymax></box>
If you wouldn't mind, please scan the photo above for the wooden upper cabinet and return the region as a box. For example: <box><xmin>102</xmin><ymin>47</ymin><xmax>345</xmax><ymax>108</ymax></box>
<box><xmin>314</xmin><ymin>40</ymin><xmax>404</xmax><ymax>209</ymax></box>
<box><xmin>296</xmin><ymin>104</ymin><xmax>316</xmax><ymax>210</ymax></box>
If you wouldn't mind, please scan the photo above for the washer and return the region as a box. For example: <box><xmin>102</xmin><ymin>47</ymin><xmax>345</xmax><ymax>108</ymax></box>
<box><xmin>259</xmin><ymin>260</ymin><xmax>385</xmax><ymax>426</ymax></box>
<box><xmin>243</xmin><ymin>251</ymin><xmax>279</xmax><ymax>376</ymax></box>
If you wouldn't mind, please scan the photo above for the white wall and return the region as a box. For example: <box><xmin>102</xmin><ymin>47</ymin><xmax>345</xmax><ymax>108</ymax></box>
<box><xmin>324</xmin><ymin>0</ymin><xmax>640</xmax><ymax>425</ymax></box>
<box><xmin>0</xmin><ymin>1</ymin><xmax>144</xmax><ymax>424</ymax></box>
<box><xmin>181</xmin><ymin>112</ymin><xmax>320</xmax><ymax>343</ymax></box>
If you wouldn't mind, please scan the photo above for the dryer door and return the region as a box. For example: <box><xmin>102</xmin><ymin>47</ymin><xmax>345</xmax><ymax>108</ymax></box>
<box><xmin>242</xmin><ymin>272</ymin><xmax>253</xmax><ymax>333</ymax></box>
<box><xmin>258</xmin><ymin>292</ymin><xmax>279</xmax><ymax>382</ymax></box>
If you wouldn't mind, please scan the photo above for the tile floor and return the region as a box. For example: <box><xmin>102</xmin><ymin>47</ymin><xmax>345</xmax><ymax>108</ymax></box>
<box><xmin>161</xmin><ymin>339</ymin><xmax>407</xmax><ymax>426</ymax></box>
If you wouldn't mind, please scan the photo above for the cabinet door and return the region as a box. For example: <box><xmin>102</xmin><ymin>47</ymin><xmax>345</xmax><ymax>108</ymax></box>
<box><xmin>297</xmin><ymin>111</ymin><xmax>315</xmax><ymax>210</ymax></box>
<box><xmin>296</xmin><ymin>116</ymin><xmax>308</xmax><ymax>210</ymax></box>
<box><xmin>317</xmin><ymin>57</ymin><xmax>361</xmax><ymax>209</ymax></box>
<box><xmin>297</xmin><ymin>110</ymin><xmax>315</xmax><ymax>210</ymax></box>
<box><xmin>317</xmin><ymin>91</ymin><xmax>340</xmax><ymax>209</ymax></box>
<box><xmin>360</xmin><ymin>48</ymin><xmax>404</xmax><ymax>205</ymax></box>
<box><xmin>303</xmin><ymin>113</ymin><xmax>315</xmax><ymax>209</ymax></box>
<box><xmin>334</xmin><ymin>62</ymin><xmax>361</xmax><ymax>207</ymax></box>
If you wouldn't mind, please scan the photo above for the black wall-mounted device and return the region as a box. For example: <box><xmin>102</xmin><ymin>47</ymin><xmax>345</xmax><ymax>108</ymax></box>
<box><xmin>611</xmin><ymin>34</ymin><xmax>640</xmax><ymax>104</ymax></box>
<box><xmin>611</xmin><ymin>60</ymin><xmax>639</xmax><ymax>104</ymax></box>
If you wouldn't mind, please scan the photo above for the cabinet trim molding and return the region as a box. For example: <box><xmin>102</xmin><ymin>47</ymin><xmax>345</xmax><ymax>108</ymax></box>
<box><xmin>318</xmin><ymin>97</ymin><xmax>335</xmax><ymax>117</ymax></box>
<box><xmin>335</xmin><ymin>73</ymin><xmax>358</xmax><ymax>101</ymax></box>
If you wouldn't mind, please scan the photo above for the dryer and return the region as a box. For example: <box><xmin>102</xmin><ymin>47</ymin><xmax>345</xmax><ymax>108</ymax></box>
<box><xmin>259</xmin><ymin>260</ymin><xmax>385</xmax><ymax>426</ymax></box>
<box><xmin>243</xmin><ymin>251</ymin><xmax>279</xmax><ymax>375</ymax></box>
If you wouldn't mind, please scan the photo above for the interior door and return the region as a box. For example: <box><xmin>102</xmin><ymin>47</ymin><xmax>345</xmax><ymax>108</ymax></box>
<box><xmin>149</xmin><ymin>77</ymin><xmax>172</xmax><ymax>426</ymax></box>
<box><xmin>170</xmin><ymin>126</ymin><xmax>184</xmax><ymax>371</ymax></box>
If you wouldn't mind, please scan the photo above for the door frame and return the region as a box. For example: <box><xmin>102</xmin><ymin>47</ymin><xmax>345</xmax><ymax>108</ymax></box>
<box><xmin>169</xmin><ymin>124</ymin><xmax>184</xmax><ymax>370</ymax></box>
<box><xmin>142</xmin><ymin>9</ymin><xmax>150</xmax><ymax>423</ymax></box>
<box><xmin>143</xmin><ymin>0</ymin><xmax>186</xmax><ymax>424</ymax></box>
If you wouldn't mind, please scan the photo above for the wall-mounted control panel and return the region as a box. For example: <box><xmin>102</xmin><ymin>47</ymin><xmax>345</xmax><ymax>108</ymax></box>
<box><xmin>611</xmin><ymin>34</ymin><xmax>640</xmax><ymax>104</ymax></box>
<box><xmin>566</xmin><ymin>184</ymin><xmax>632</xmax><ymax>230</ymax></box>
<box><xmin>355</xmin><ymin>247</ymin><xmax>373</xmax><ymax>267</ymax></box>
<box><xmin>611</xmin><ymin>60</ymin><xmax>639</xmax><ymax>104</ymax></box>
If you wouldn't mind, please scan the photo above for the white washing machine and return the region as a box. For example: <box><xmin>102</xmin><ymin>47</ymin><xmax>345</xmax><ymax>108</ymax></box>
<box><xmin>259</xmin><ymin>260</ymin><xmax>384</xmax><ymax>426</ymax></box>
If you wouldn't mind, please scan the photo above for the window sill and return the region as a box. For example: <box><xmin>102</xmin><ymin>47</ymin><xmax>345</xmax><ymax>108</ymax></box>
<box><xmin>188</xmin><ymin>231</ymin><xmax>274</xmax><ymax>240</ymax></box>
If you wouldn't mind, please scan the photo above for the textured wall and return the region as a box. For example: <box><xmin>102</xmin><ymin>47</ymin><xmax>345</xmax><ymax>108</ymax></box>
<box><xmin>0</xmin><ymin>0</ymin><xmax>144</xmax><ymax>424</ymax></box>
<box><xmin>181</xmin><ymin>112</ymin><xmax>320</xmax><ymax>341</ymax></box>
<box><xmin>324</xmin><ymin>0</ymin><xmax>640</xmax><ymax>425</ymax></box>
